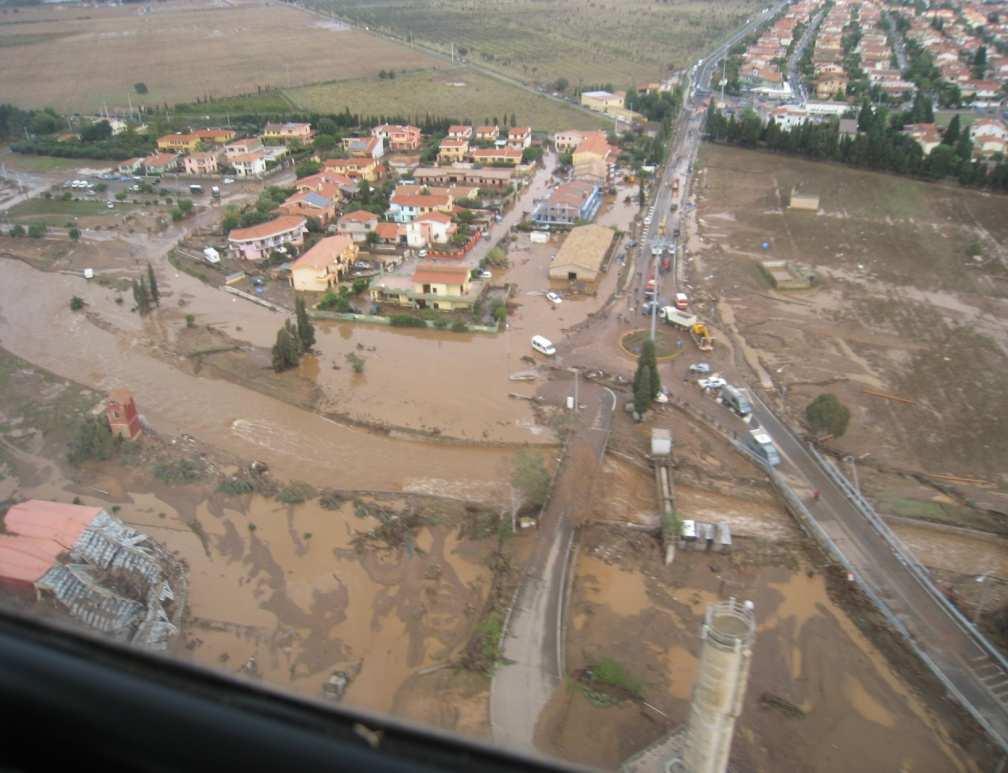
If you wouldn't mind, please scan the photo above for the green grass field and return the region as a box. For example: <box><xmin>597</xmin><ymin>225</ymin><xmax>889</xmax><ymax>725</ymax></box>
<box><xmin>286</xmin><ymin>68</ymin><xmax>608</xmax><ymax>131</ymax></box>
<box><xmin>6</xmin><ymin>197</ymin><xmax>130</xmax><ymax>224</ymax></box>
<box><xmin>0</xmin><ymin>150</ymin><xmax>84</xmax><ymax>173</ymax></box>
<box><xmin>305</xmin><ymin>0</ymin><xmax>761</xmax><ymax>87</ymax></box>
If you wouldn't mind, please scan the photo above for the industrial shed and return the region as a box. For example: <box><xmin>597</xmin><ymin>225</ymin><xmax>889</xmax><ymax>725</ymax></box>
<box><xmin>548</xmin><ymin>224</ymin><xmax>615</xmax><ymax>283</ymax></box>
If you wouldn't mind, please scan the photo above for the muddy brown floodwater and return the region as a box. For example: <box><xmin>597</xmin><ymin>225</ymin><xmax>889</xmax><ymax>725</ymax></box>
<box><xmin>0</xmin><ymin>260</ymin><xmax>510</xmax><ymax>495</ymax></box>
<box><xmin>538</xmin><ymin>525</ymin><xmax>979</xmax><ymax>772</ymax></box>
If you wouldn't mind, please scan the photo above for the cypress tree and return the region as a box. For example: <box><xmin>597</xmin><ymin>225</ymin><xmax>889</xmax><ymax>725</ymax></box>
<box><xmin>632</xmin><ymin>362</ymin><xmax>652</xmax><ymax>418</ymax></box>
<box><xmin>942</xmin><ymin>114</ymin><xmax>960</xmax><ymax>145</ymax></box>
<box><xmin>295</xmin><ymin>296</ymin><xmax>315</xmax><ymax>351</ymax></box>
<box><xmin>641</xmin><ymin>338</ymin><xmax>661</xmax><ymax>398</ymax></box>
<box><xmin>147</xmin><ymin>262</ymin><xmax>160</xmax><ymax>307</ymax></box>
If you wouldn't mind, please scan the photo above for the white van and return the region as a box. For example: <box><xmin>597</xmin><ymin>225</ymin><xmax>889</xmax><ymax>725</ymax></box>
<box><xmin>531</xmin><ymin>335</ymin><xmax>556</xmax><ymax>356</ymax></box>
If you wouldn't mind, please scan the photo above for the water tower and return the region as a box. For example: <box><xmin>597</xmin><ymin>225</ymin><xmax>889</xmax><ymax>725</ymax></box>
<box><xmin>678</xmin><ymin>598</ymin><xmax>755</xmax><ymax>773</ymax></box>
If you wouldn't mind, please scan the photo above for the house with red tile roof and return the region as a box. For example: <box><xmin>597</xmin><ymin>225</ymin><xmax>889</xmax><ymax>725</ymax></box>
<box><xmin>228</xmin><ymin>215</ymin><xmax>307</xmax><ymax>261</ymax></box>
<box><xmin>336</xmin><ymin>209</ymin><xmax>380</xmax><ymax>242</ymax></box>
<box><xmin>278</xmin><ymin>189</ymin><xmax>338</xmax><ymax>226</ymax></box>
<box><xmin>372</xmin><ymin>124</ymin><xmax>422</xmax><ymax>151</ymax></box>
<box><xmin>289</xmin><ymin>235</ymin><xmax>359</xmax><ymax>292</ymax></box>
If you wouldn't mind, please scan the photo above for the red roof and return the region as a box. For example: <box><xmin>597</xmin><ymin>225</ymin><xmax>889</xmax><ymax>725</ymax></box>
<box><xmin>417</xmin><ymin>211</ymin><xmax>453</xmax><ymax>224</ymax></box>
<box><xmin>0</xmin><ymin>535</ymin><xmax>63</xmax><ymax>584</ymax></box>
<box><xmin>340</xmin><ymin>209</ymin><xmax>378</xmax><ymax>223</ymax></box>
<box><xmin>4</xmin><ymin>500</ymin><xmax>102</xmax><ymax>549</ymax></box>
<box><xmin>291</xmin><ymin>235</ymin><xmax>355</xmax><ymax>271</ymax></box>
<box><xmin>413</xmin><ymin>263</ymin><xmax>470</xmax><ymax>285</ymax></box>
<box><xmin>390</xmin><ymin>192</ymin><xmax>451</xmax><ymax>208</ymax></box>
<box><xmin>229</xmin><ymin>215</ymin><xmax>306</xmax><ymax>242</ymax></box>
<box><xmin>375</xmin><ymin>222</ymin><xmax>401</xmax><ymax>239</ymax></box>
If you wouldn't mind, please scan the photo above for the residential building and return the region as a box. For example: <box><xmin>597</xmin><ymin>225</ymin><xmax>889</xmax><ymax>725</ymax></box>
<box><xmin>580</xmin><ymin>90</ymin><xmax>624</xmax><ymax>112</ymax></box>
<box><xmin>553</xmin><ymin>130</ymin><xmax>583</xmax><ymax>153</ymax></box>
<box><xmin>369</xmin><ymin>264</ymin><xmax>481</xmax><ymax>311</ymax></box>
<box><xmin>322</xmin><ymin>157</ymin><xmax>380</xmax><ymax>182</ymax></box>
<box><xmin>471</xmin><ymin>147</ymin><xmax>523</xmax><ymax>166</ymax></box>
<box><xmin>386</xmin><ymin>154</ymin><xmax>422</xmax><ymax>177</ymax></box>
<box><xmin>571</xmin><ymin>131</ymin><xmax>617</xmax><ymax>183</ymax></box>
<box><xmin>372</xmin><ymin>124</ymin><xmax>422</xmax><ymax>151</ymax></box>
<box><xmin>117</xmin><ymin>157</ymin><xmax>145</xmax><ymax>175</ymax></box>
<box><xmin>374</xmin><ymin>222</ymin><xmax>406</xmax><ymax>245</ymax></box>
<box><xmin>342</xmin><ymin>135</ymin><xmax>385</xmax><ymax>159</ymax></box>
<box><xmin>191</xmin><ymin>128</ymin><xmax>237</xmax><ymax>144</ymax></box>
<box><xmin>448</xmin><ymin>124</ymin><xmax>473</xmax><ymax>140</ymax></box>
<box><xmin>533</xmin><ymin>180</ymin><xmax>602</xmax><ymax>226</ymax></box>
<box><xmin>815</xmin><ymin>75</ymin><xmax>849</xmax><ymax>99</ymax></box>
<box><xmin>476</xmin><ymin>126</ymin><xmax>500</xmax><ymax>142</ymax></box>
<box><xmin>768</xmin><ymin>105</ymin><xmax>807</xmax><ymax>131</ymax></box>
<box><xmin>548</xmin><ymin>224</ymin><xmax>614</xmax><ymax>282</ymax></box>
<box><xmin>336</xmin><ymin>209</ymin><xmax>379</xmax><ymax>242</ymax></box>
<box><xmin>227</xmin><ymin>215</ymin><xmax>306</xmax><ymax>261</ymax></box>
<box><xmin>278</xmin><ymin>189</ymin><xmax>338</xmax><ymax>226</ymax></box>
<box><xmin>413</xmin><ymin>165</ymin><xmax>513</xmax><ymax>189</ymax></box>
<box><xmin>388</xmin><ymin>190</ymin><xmax>454</xmax><ymax>223</ymax></box>
<box><xmin>289</xmin><ymin>235</ymin><xmax>359</xmax><ymax>292</ymax></box>
<box><xmin>229</xmin><ymin>151</ymin><xmax>268</xmax><ymax>178</ymax></box>
<box><xmin>224</xmin><ymin>138</ymin><xmax>264</xmax><ymax>157</ymax></box>
<box><xmin>183</xmin><ymin>151</ymin><xmax>220</xmax><ymax>176</ymax></box>
<box><xmin>903</xmin><ymin>123</ymin><xmax>943</xmax><ymax>155</ymax></box>
<box><xmin>262</xmin><ymin>121</ymin><xmax>314</xmax><ymax>144</ymax></box>
<box><xmin>507</xmin><ymin>126</ymin><xmax>532</xmax><ymax>149</ymax></box>
<box><xmin>438</xmin><ymin>138</ymin><xmax>470</xmax><ymax>164</ymax></box>
<box><xmin>970</xmin><ymin>118</ymin><xmax>1008</xmax><ymax>156</ymax></box>
<box><xmin>156</xmin><ymin>133</ymin><xmax>201</xmax><ymax>153</ymax></box>
<box><xmin>142</xmin><ymin>152</ymin><xmax>179</xmax><ymax>175</ymax></box>
<box><xmin>406</xmin><ymin>211</ymin><xmax>456</xmax><ymax>247</ymax></box>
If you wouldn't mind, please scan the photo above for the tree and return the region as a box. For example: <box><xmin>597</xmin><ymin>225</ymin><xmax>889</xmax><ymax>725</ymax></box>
<box><xmin>510</xmin><ymin>112</ymin><xmax>517</xmax><ymax>127</ymax></box>
<box><xmin>68</xmin><ymin>227</ymin><xmax>80</xmax><ymax>241</ymax></box>
<box><xmin>67</xmin><ymin>416</ymin><xmax>119</xmax><ymax>465</ymax></box>
<box><xmin>805</xmin><ymin>393</ymin><xmax>850</xmax><ymax>438</ymax></box>
<box><xmin>147</xmin><ymin>263</ymin><xmax>160</xmax><ymax>306</ymax></box>
<box><xmin>132</xmin><ymin>277</ymin><xmax>151</xmax><ymax>315</ymax></box>
<box><xmin>972</xmin><ymin>46</ymin><xmax>987</xmax><ymax>79</ymax></box>
<box><xmin>271</xmin><ymin>324</ymin><xmax>298</xmax><ymax>372</ymax></box>
<box><xmin>80</xmin><ymin>120</ymin><xmax>112</xmax><ymax>142</ymax></box>
<box><xmin>554</xmin><ymin>77</ymin><xmax>569</xmax><ymax>93</ymax></box>
<box><xmin>27</xmin><ymin>223</ymin><xmax>46</xmax><ymax>239</ymax></box>
<box><xmin>294</xmin><ymin>296</ymin><xmax>315</xmax><ymax>351</ymax></box>
<box><xmin>942</xmin><ymin>114</ymin><xmax>960</xmax><ymax>145</ymax></box>
<box><xmin>365</xmin><ymin>229</ymin><xmax>380</xmax><ymax>247</ymax></box>
<box><xmin>632</xmin><ymin>362</ymin><xmax>652</xmax><ymax>418</ymax></box>
<box><xmin>133</xmin><ymin>82</ymin><xmax>148</xmax><ymax>94</ymax></box>
<box><xmin>522</xmin><ymin>145</ymin><xmax>543</xmax><ymax>163</ymax></box>
<box><xmin>638</xmin><ymin>183</ymin><xmax>646</xmax><ymax>208</ymax></box>
<box><xmin>295</xmin><ymin>159</ymin><xmax>321</xmax><ymax>178</ymax></box>
<box><xmin>177</xmin><ymin>198</ymin><xmax>194</xmax><ymax>215</ymax></box>
<box><xmin>69</xmin><ymin>295</ymin><xmax>84</xmax><ymax>311</ymax></box>
<box><xmin>640</xmin><ymin>338</ymin><xmax>661</xmax><ymax>398</ymax></box>
<box><xmin>9</xmin><ymin>224</ymin><xmax>25</xmax><ymax>237</ymax></box>
<box><xmin>511</xmin><ymin>449</ymin><xmax>550</xmax><ymax>512</ymax></box>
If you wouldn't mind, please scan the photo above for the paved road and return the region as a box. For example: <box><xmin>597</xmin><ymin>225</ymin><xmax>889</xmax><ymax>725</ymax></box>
<box><xmin>490</xmin><ymin>382</ymin><xmax>615</xmax><ymax>751</ymax></box>
<box><xmin>882</xmin><ymin>10</ymin><xmax>909</xmax><ymax>72</ymax></box>
<box><xmin>749</xmin><ymin>395</ymin><xmax>1008</xmax><ymax>749</ymax></box>
<box><xmin>786</xmin><ymin>8</ymin><xmax>825</xmax><ymax>102</ymax></box>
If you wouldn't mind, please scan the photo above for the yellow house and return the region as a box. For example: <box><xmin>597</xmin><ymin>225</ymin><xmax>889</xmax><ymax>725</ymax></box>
<box><xmin>157</xmin><ymin>133</ymin><xmax>201</xmax><ymax>152</ymax></box>
<box><xmin>572</xmin><ymin>131</ymin><xmax>617</xmax><ymax>183</ymax></box>
<box><xmin>438</xmin><ymin>138</ymin><xmax>469</xmax><ymax>164</ymax></box>
<box><xmin>289</xmin><ymin>235</ymin><xmax>359</xmax><ymax>293</ymax></box>
<box><xmin>369</xmin><ymin>263</ymin><xmax>481</xmax><ymax>311</ymax></box>
<box><xmin>322</xmin><ymin>157</ymin><xmax>381</xmax><ymax>182</ymax></box>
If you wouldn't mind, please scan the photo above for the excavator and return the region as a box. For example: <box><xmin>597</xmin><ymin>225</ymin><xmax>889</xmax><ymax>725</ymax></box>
<box><xmin>690</xmin><ymin>322</ymin><xmax>714</xmax><ymax>352</ymax></box>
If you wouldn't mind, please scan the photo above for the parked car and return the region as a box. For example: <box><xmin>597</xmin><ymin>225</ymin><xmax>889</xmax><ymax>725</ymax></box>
<box><xmin>222</xmin><ymin>177</ymin><xmax>235</xmax><ymax>185</ymax></box>
<box><xmin>531</xmin><ymin>335</ymin><xmax>556</xmax><ymax>356</ymax></box>
<box><xmin>417</xmin><ymin>249</ymin><xmax>428</xmax><ymax>258</ymax></box>
<box><xmin>698</xmin><ymin>376</ymin><xmax>726</xmax><ymax>390</ymax></box>
<box><xmin>689</xmin><ymin>362</ymin><xmax>711</xmax><ymax>374</ymax></box>
<box><xmin>105</xmin><ymin>201</ymin><xmax>115</xmax><ymax>209</ymax></box>
<box><xmin>479</xmin><ymin>270</ymin><xmax>492</xmax><ymax>280</ymax></box>
<box><xmin>545</xmin><ymin>291</ymin><xmax>562</xmax><ymax>304</ymax></box>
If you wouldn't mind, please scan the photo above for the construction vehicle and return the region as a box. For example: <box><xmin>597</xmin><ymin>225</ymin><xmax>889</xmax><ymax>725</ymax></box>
<box><xmin>660</xmin><ymin>307</ymin><xmax>697</xmax><ymax>329</ymax></box>
<box><xmin>690</xmin><ymin>322</ymin><xmax>714</xmax><ymax>351</ymax></box>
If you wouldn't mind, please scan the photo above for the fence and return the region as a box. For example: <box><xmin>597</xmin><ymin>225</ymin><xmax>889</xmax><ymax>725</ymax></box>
<box><xmin>308</xmin><ymin>309</ymin><xmax>499</xmax><ymax>334</ymax></box>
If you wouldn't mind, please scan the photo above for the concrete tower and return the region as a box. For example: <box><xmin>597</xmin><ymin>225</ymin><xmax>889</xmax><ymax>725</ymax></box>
<box><xmin>679</xmin><ymin>598</ymin><xmax>755</xmax><ymax>773</ymax></box>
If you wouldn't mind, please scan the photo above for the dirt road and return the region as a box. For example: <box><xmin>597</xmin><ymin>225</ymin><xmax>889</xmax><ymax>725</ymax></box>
<box><xmin>490</xmin><ymin>381</ymin><xmax>616</xmax><ymax>751</ymax></box>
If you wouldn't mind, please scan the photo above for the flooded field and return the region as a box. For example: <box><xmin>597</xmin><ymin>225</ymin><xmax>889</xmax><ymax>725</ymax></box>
<box><xmin>537</xmin><ymin>524</ymin><xmax>985</xmax><ymax>771</ymax></box>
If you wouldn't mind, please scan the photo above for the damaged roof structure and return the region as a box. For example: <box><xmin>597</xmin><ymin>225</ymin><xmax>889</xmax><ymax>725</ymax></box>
<box><xmin>0</xmin><ymin>500</ymin><xmax>186</xmax><ymax>650</ymax></box>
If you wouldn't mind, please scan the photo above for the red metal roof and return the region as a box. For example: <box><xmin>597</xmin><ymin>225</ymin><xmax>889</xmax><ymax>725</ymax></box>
<box><xmin>4</xmin><ymin>499</ymin><xmax>102</xmax><ymax>549</ymax></box>
<box><xmin>0</xmin><ymin>535</ymin><xmax>63</xmax><ymax>584</ymax></box>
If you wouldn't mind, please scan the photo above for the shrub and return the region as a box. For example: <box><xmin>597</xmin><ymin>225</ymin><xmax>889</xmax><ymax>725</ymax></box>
<box><xmin>69</xmin><ymin>295</ymin><xmax>84</xmax><ymax>311</ymax></box>
<box><xmin>389</xmin><ymin>315</ymin><xmax>427</xmax><ymax>327</ymax></box>
<box><xmin>345</xmin><ymin>352</ymin><xmax>366</xmax><ymax>373</ymax></box>
<box><xmin>9</xmin><ymin>224</ymin><xmax>25</xmax><ymax>237</ymax></box>
<box><xmin>68</xmin><ymin>227</ymin><xmax>80</xmax><ymax>241</ymax></box>
<box><xmin>318</xmin><ymin>290</ymin><xmax>352</xmax><ymax>312</ymax></box>
<box><xmin>134</xmin><ymin>82</ymin><xmax>148</xmax><ymax>94</ymax></box>
<box><xmin>185</xmin><ymin>313</ymin><xmax>195</xmax><ymax>327</ymax></box>
<box><xmin>512</xmin><ymin>449</ymin><xmax>550</xmax><ymax>511</ymax></box>
<box><xmin>27</xmin><ymin>223</ymin><xmax>46</xmax><ymax>239</ymax></box>
<box><xmin>451</xmin><ymin>320</ymin><xmax>468</xmax><ymax>333</ymax></box>
<box><xmin>433</xmin><ymin>318</ymin><xmax>448</xmax><ymax>329</ymax></box>
<box><xmin>591</xmin><ymin>657</ymin><xmax>644</xmax><ymax>697</ymax></box>
<box><xmin>217</xmin><ymin>476</ymin><xmax>254</xmax><ymax>495</ymax></box>
<box><xmin>115</xmin><ymin>191</ymin><xmax>127</xmax><ymax>201</ymax></box>
<box><xmin>805</xmin><ymin>393</ymin><xmax>850</xmax><ymax>438</ymax></box>
<box><xmin>351</xmin><ymin>277</ymin><xmax>369</xmax><ymax>294</ymax></box>
<box><xmin>278</xmin><ymin>480</ymin><xmax>317</xmax><ymax>504</ymax></box>
<box><xmin>66</xmin><ymin>417</ymin><xmax>119</xmax><ymax>465</ymax></box>
<box><xmin>153</xmin><ymin>458</ymin><xmax>205</xmax><ymax>484</ymax></box>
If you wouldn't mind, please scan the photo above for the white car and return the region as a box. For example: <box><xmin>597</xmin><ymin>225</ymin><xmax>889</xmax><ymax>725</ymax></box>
<box><xmin>417</xmin><ymin>249</ymin><xmax>428</xmax><ymax>258</ymax></box>
<box><xmin>479</xmin><ymin>270</ymin><xmax>492</xmax><ymax>279</ymax></box>
<box><xmin>689</xmin><ymin>362</ymin><xmax>711</xmax><ymax>374</ymax></box>
<box><xmin>106</xmin><ymin>201</ymin><xmax>115</xmax><ymax>209</ymax></box>
<box><xmin>222</xmin><ymin>177</ymin><xmax>235</xmax><ymax>185</ymax></box>
<box><xmin>698</xmin><ymin>376</ymin><xmax>726</xmax><ymax>390</ymax></box>
<box><xmin>644</xmin><ymin>216</ymin><xmax>653</xmax><ymax>226</ymax></box>
<box><xmin>545</xmin><ymin>291</ymin><xmax>562</xmax><ymax>304</ymax></box>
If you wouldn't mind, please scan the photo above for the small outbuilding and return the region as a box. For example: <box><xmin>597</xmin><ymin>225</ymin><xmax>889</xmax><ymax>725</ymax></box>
<box><xmin>788</xmin><ymin>188</ymin><xmax>820</xmax><ymax>211</ymax></box>
<box><xmin>548</xmin><ymin>224</ymin><xmax>614</xmax><ymax>283</ymax></box>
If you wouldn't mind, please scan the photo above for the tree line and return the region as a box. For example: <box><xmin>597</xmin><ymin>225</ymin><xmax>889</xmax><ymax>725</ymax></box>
<box><xmin>704</xmin><ymin>103</ymin><xmax>1008</xmax><ymax>191</ymax></box>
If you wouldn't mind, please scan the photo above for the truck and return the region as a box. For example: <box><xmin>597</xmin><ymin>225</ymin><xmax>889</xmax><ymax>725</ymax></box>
<box><xmin>189</xmin><ymin>184</ymin><xmax>203</xmax><ymax>195</ymax></box>
<box><xmin>690</xmin><ymin>322</ymin><xmax>714</xmax><ymax>351</ymax></box>
<box><xmin>659</xmin><ymin>307</ymin><xmax>697</xmax><ymax>329</ymax></box>
<box><xmin>721</xmin><ymin>385</ymin><xmax>752</xmax><ymax>417</ymax></box>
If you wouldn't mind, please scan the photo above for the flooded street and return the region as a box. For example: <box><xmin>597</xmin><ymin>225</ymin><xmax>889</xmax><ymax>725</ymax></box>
<box><xmin>0</xmin><ymin>259</ymin><xmax>511</xmax><ymax>494</ymax></box>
